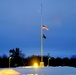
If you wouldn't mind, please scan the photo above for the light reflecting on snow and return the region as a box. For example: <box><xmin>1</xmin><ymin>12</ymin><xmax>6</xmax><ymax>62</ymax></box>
<box><xmin>0</xmin><ymin>67</ymin><xmax>76</xmax><ymax>75</ymax></box>
<box><xmin>27</xmin><ymin>74</ymin><xmax>38</xmax><ymax>75</ymax></box>
<box><xmin>21</xmin><ymin>74</ymin><xmax>43</xmax><ymax>75</ymax></box>
<box><xmin>20</xmin><ymin>74</ymin><xmax>42</xmax><ymax>75</ymax></box>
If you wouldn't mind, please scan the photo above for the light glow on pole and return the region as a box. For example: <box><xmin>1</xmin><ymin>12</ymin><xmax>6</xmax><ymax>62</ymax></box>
<box><xmin>9</xmin><ymin>57</ymin><xmax>12</xmax><ymax>68</ymax></box>
<box><xmin>48</xmin><ymin>58</ymin><xmax>51</xmax><ymax>66</ymax></box>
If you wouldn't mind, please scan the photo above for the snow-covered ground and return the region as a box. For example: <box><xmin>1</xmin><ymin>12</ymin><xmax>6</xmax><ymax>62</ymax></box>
<box><xmin>13</xmin><ymin>66</ymin><xmax>76</xmax><ymax>75</ymax></box>
<box><xmin>0</xmin><ymin>66</ymin><xmax>76</xmax><ymax>75</ymax></box>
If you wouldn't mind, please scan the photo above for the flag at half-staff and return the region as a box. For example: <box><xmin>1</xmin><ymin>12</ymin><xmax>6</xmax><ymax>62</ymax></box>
<box><xmin>42</xmin><ymin>34</ymin><xmax>46</xmax><ymax>39</ymax></box>
<box><xmin>42</xmin><ymin>25</ymin><xmax>48</xmax><ymax>30</ymax></box>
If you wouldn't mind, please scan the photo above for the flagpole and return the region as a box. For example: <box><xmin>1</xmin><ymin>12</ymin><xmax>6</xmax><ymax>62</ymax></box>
<box><xmin>40</xmin><ymin>4</ymin><xmax>48</xmax><ymax>66</ymax></box>
<box><xmin>40</xmin><ymin>4</ymin><xmax>43</xmax><ymax>63</ymax></box>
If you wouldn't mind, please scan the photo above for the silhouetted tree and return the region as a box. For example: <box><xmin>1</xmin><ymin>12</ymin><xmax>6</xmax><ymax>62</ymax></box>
<box><xmin>0</xmin><ymin>54</ymin><xmax>8</xmax><ymax>68</ymax></box>
<box><xmin>43</xmin><ymin>56</ymin><xmax>48</xmax><ymax>66</ymax></box>
<box><xmin>9</xmin><ymin>48</ymin><xmax>25</xmax><ymax>67</ymax></box>
<box><xmin>70</xmin><ymin>56</ymin><xmax>76</xmax><ymax>67</ymax></box>
<box><xmin>55</xmin><ymin>57</ymin><xmax>62</xmax><ymax>66</ymax></box>
<box><xmin>62</xmin><ymin>57</ymin><xmax>70</xmax><ymax>66</ymax></box>
<box><xmin>50</xmin><ymin>57</ymin><xmax>56</xmax><ymax>66</ymax></box>
<box><xmin>1</xmin><ymin>49</ymin><xmax>76</xmax><ymax>68</ymax></box>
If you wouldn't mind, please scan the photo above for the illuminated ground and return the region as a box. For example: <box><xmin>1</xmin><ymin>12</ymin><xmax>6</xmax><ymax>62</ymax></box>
<box><xmin>0</xmin><ymin>66</ymin><xmax>76</xmax><ymax>75</ymax></box>
<box><xmin>0</xmin><ymin>69</ymin><xmax>20</xmax><ymax>75</ymax></box>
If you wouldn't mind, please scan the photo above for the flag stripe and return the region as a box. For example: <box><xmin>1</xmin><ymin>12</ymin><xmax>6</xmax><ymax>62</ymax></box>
<box><xmin>42</xmin><ymin>25</ymin><xmax>48</xmax><ymax>30</ymax></box>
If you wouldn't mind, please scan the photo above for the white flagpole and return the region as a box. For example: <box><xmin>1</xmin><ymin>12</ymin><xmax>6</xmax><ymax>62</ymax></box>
<box><xmin>41</xmin><ymin>4</ymin><xmax>43</xmax><ymax>62</ymax></box>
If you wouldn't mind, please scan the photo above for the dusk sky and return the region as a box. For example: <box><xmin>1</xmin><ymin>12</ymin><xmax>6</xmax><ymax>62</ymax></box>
<box><xmin>0</xmin><ymin>0</ymin><xmax>76</xmax><ymax>58</ymax></box>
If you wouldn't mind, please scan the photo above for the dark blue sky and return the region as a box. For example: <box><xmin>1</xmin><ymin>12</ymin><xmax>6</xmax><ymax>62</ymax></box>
<box><xmin>0</xmin><ymin>0</ymin><xmax>76</xmax><ymax>57</ymax></box>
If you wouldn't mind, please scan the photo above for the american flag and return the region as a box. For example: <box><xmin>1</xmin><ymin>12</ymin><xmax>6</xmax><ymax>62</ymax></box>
<box><xmin>42</xmin><ymin>25</ymin><xmax>48</xmax><ymax>30</ymax></box>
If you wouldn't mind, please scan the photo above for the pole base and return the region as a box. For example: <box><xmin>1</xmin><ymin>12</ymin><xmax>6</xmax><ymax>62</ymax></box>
<box><xmin>40</xmin><ymin>62</ymin><xmax>44</xmax><ymax>67</ymax></box>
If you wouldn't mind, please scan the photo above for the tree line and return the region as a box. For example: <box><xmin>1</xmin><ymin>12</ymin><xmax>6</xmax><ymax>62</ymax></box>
<box><xmin>0</xmin><ymin>48</ymin><xmax>76</xmax><ymax>68</ymax></box>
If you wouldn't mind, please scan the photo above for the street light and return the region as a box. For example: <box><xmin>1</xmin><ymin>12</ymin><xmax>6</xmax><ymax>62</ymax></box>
<box><xmin>33</xmin><ymin>62</ymin><xmax>38</xmax><ymax>68</ymax></box>
<box><xmin>9</xmin><ymin>57</ymin><xmax>12</xmax><ymax>68</ymax></box>
<box><xmin>48</xmin><ymin>58</ymin><xmax>51</xmax><ymax>66</ymax></box>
